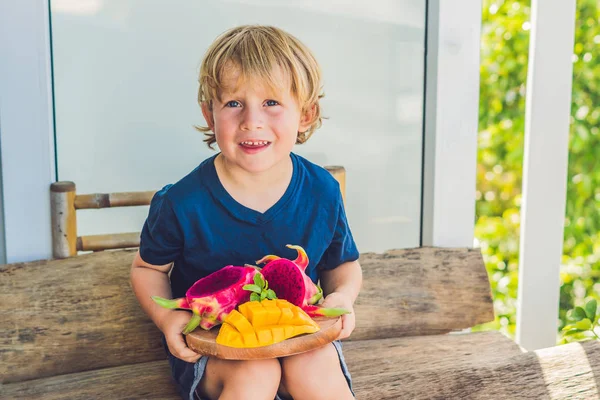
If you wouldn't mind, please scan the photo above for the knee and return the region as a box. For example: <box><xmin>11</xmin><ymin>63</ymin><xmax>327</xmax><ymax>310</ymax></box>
<box><xmin>281</xmin><ymin>345</ymin><xmax>353</xmax><ymax>399</ymax></box>
<box><xmin>224</xmin><ymin>358</ymin><xmax>281</xmax><ymax>387</ymax></box>
<box><xmin>280</xmin><ymin>344</ymin><xmax>338</xmax><ymax>386</ymax></box>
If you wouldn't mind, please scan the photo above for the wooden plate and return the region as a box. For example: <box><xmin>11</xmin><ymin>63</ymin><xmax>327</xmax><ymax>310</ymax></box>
<box><xmin>185</xmin><ymin>316</ymin><xmax>342</xmax><ymax>360</ymax></box>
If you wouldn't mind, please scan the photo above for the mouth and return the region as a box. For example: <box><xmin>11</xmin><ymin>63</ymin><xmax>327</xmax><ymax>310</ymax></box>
<box><xmin>239</xmin><ymin>140</ymin><xmax>271</xmax><ymax>149</ymax></box>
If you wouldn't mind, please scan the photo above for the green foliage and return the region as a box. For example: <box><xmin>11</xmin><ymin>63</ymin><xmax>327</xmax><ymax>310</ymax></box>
<box><xmin>243</xmin><ymin>273</ymin><xmax>277</xmax><ymax>302</ymax></box>
<box><xmin>560</xmin><ymin>298</ymin><xmax>600</xmax><ymax>343</ymax></box>
<box><xmin>474</xmin><ymin>0</ymin><xmax>600</xmax><ymax>342</ymax></box>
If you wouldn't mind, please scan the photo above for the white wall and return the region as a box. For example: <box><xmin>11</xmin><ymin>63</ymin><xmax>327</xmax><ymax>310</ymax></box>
<box><xmin>50</xmin><ymin>0</ymin><xmax>427</xmax><ymax>253</ymax></box>
<box><xmin>0</xmin><ymin>0</ymin><xmax>56</xmax><ymax>263</ymax></box>
<box><xmin>0</xmin><ymin>0</ymin><xmax>482</xmax><ymax>262</ymax></box>
<box><xmin>421</xmin><ymin>0</ymin><xmax>481</xmax><ymax>248</ymax></box>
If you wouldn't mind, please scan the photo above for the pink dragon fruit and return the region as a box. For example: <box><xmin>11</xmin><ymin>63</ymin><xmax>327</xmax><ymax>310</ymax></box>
<box><xmin>152</xmin><ymin>265</ymin><xmax>259</xmax><ymax>334</ymax></box>
<box><xmin>256</xmin><ymin>245</ymin><xmax>349</xmax><ymax>318</ymax></box>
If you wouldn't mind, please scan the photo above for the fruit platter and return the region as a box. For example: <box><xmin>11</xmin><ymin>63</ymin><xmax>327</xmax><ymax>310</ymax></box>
<box><xmin>152</xmin><ymin>245</ymin><xmax>349</xmax><ymax>360</ymax></box>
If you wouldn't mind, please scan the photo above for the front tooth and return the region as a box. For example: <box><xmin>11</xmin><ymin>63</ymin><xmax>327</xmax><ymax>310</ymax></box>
<box><xmin>241</xmin><ymin>141</ymin><xmax>268</xmax><ymax>146</ymax></box>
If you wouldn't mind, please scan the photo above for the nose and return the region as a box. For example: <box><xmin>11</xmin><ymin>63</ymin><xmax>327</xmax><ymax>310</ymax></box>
<box><xmin>239</xmin><ymin>105</ymin><xmax>263</xmax><ymax>131</ymax></box>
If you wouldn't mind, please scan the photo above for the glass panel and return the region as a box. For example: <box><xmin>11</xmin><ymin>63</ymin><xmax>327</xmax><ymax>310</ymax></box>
<box><xmin>51</xmin><ymin>0</ymin><xmax>425</xmax><ymax>252</ymax></box>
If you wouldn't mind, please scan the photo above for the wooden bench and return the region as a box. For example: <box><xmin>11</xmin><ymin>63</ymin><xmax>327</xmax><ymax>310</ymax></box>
<box><xmin>2</xmin><ymin>247</ymin><xmax>600</xmax><ymax>399</ymax></box>
<box><xmin>3</xmin><ymin>169</ymin><xmax>600</xmax><ymax>399</ymax></box>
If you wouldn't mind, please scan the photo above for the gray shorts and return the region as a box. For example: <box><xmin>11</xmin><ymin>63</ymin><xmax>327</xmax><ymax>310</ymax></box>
<box><xmin>164</xmin><ymin>337</ymin><xmax>354</xmax><ymax>400</ymax></box>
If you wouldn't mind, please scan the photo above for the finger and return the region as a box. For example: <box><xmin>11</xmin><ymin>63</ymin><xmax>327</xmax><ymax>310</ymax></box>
<box><xmin>170</xmin><ymin>335</ymin><xmax>201</xmax><ymax>361</ymax></box>
<box><xmin>174</xmin><ymin>346</ymin><xmax>202</xmax><ymax>362</ymax></box>
<box><xmin>181</xmin><ymin>353</ymin><xmax>203</xmax><ymax>363</ymax></box>
<box><xmin>337</xmin><ymin>315</ymin><xmax>347</xmax><ymax>339</ymax></box>
<box><xmin>338</xmin><ymin>315</ymin><xmax>354</xmax><ymax>339</ymax></box>
<box><xmin>321</xmin><ymin>298</ymin><xmax>335</xmax><ymax>308</ymax></box>
<box><xmin>322</xmin><ymin>300</ymin><xmax>343</xmax><ymax>309</ymax></box>
<box><xmin>178</xmin><ymin>346</ymin><xmax>201</xmax><ymax>360</ymax></box>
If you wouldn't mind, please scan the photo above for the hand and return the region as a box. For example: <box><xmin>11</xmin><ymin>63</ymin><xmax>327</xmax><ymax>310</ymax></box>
<box><xmin>321</xmin><ymin>292</ymin><xmax>355</xmax><ymax>340</ymax></box>
<box><xmin>160</xmin><ymin>310</ymin><xmax>203</xmax><ymax>363</ymax></box>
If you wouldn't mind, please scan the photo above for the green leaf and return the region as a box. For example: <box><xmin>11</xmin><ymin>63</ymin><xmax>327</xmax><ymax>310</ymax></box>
<box><xmin>576</xmin><ymin>318</ymin><xmax>592</xmax><ymax>331</ymax></box>
<box><xmin>243</xmin><ymin>284</ymin><xmax>262</xmax><ymax>293</ymax></box>
<box><xmin>573</xmin><ymin>307</ymin><xmax>588</xmax><ymax>321</ymax></box>
<box><xmin>250</xmin><ymin>293</ymin><xmax>260</xmax><ymax>302</ymax></box>
<box><xmin>260</xmin><ymin>291</ymin><xmax>267</xmax><ymax>300</ymax></box>
<box><xmin>585</xmin><ymin>299</ymin><xmax>597</xmax><ymax>320</ymax></box>
<box><xmin>254</xmin><ymin>273</ymin><xmax>265</xmax><ymax>288</ymax></box>
<box><xmin>562</xmin><ymin>324</ymin><xmax>575</xmax><ymax>331</ymax></box>
<box><xmin>266</xmin><ymin>289</ymin><xmax>277</xmax><ymax>299</ymax></box>
<box><xmin>563</xmin><ymin>328</ymin><xmax>584</xmax><ymax>336</ymax></box>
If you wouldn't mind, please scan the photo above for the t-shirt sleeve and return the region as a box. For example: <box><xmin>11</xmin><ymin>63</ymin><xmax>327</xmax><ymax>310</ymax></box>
<box><xmin>139</xmin><ymin>185</ymin><xmax>183</xmax><ymax>265</ymax></box>
<box><xmin>318</xmin><ymin>189</ymin><xmax>360</xmax><ymax>271</ymax></box>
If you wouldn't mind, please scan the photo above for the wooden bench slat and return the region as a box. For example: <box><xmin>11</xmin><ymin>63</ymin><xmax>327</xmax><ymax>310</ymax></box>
<box><xmin>0</xmin><ymin>247</ymin><xmax>493</xmax><ymax>383</ymax></box>
<box><xmin>0</xmin><ymin>250</ymin><xmax>163</xmax><ymax>384</ymax></box>
<box><xmin>351</xmin><ymin>247</ymin><xmax>494</xmax><ymax>340</ymax></box>
<box><xmin>74</xmin><ymin>191</ymin><xmax>156</xmax><ymax>209</ymax></box>
<box><xmin>349</xmin><ymin>335</ymin><xmax>600</xmax><ymax>399</ymax></box>
<box><xmin>0</xmin><ymin>360</ymin><xmax>179</xmax><ymax>400</ymax></box>
<box><xmin>4</xmin><ymin>332</ymin><xmax>597</xmax><ymax>400</ymax></box>
<box><xmin>77</xmin><ymin>232</ymin><xmax>141</xmax><ymax>251</ymax></box>
<box><xmin>345</xmin><ymin>331</ymin><xmax>522</xmax><ymax>377</ymax></box>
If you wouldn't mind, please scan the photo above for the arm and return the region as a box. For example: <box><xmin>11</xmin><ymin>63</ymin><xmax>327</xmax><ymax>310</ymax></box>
<box><xmin>320</xmin><ymin>260</ymin><xmax>363</xmax><ymax>339</ymax></box>
<box><xmin>130</xmin><ymin>250</ymin><xmax>201</xmax><ymax>362</ymax></box>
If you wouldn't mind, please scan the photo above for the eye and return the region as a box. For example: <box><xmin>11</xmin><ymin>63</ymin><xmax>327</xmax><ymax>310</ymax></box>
<box><xmin>265</xmin><ymin>100</ymin><xmax>279</xmax><ymax>107</ymax></box>
<box><xmin>225</xmin><ymin>100</ymin><xmax>241</xmax><ymax>108</ymax></box>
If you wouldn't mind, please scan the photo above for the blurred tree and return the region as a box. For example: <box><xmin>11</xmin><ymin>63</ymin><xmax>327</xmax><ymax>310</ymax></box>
<box><xmin>474</xmin><ymin>0</ymin><xmax>600</xmax><ymax>343</ymax></box>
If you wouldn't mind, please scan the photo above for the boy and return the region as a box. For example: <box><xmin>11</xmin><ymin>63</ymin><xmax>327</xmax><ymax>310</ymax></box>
<box><xmin>131</xmin><ymin>25</ymin><xmax>362</xmax><ymax>400</ymax></box>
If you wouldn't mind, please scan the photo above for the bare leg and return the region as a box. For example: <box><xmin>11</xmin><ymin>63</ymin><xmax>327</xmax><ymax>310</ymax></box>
<box><xmin>197</xmin><ymin>358</ymin><xmax>281</xmax><ymax>400</ymax></box>
<box><xmin>280</xmin><ymin>343</ymin><xmax>353</xmax><ymax>400</ymax></box>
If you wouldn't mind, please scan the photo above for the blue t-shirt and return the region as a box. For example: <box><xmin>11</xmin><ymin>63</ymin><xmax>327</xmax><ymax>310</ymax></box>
<box><xmin>139</xmin><ymin>152</ymin><xmax>359</xmax><ymax>299</ymax></box>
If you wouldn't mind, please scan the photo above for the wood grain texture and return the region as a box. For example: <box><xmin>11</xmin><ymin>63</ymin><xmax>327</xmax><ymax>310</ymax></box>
<box><xmin>50</xmin><ymin>183</ymin><xmax>77</xmax><ymax>259</ymax></box>
<box><xmin>0</xmin><ymin>247</ymin><xmax>491</xmax><ymax>384</ymax></box>
<box><xmin>74</xmin><ymin>191</ymin><xmax>156</xmax><ymax>209</ymax></box>
<box><xmin>5</xmin><ymin>332</ymin><xmax>599</xmax><ymax>400</ymax></box>
<box><xmin>0</xmin><ymin>249</ymin><xmax>163</xmax><ymax>384</ymax></box>
<box><xmin>186</xmin><ymin>316</ymin><xmax>341</xmax><ymax>360</ymax></box>
<box><xmin>77</xmin><ymin>232</ymin><xmax>141</xmax><ymax>252</ymax></box>
<box><xmin>350</xmin><ymin>247</ymin><xmax>494</xmax><ymax>340</ymax></box>
<box><xmin>0</xmin><ymin>360</ymin><xmax>179</xmax><ymax>400</ymax></box>
<box><xmin>347</xmin><ymin>332</ymin><xmax>600</xmax><ymax>400</ymax></box>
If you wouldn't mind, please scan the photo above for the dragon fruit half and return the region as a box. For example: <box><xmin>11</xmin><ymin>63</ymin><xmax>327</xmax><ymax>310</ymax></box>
<box><xmin>256</xmin><ymin>245</ymin><xmax>349</xmax><ymax>318</ymax></box>
<box><xmin>152</xmin><ymin>265</ymin><xmax>259</xmax><ymax>334</ymax></box>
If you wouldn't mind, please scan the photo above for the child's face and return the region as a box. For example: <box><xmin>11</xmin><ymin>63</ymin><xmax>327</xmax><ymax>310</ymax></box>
<box><xmin>202</xmin><ymin>65</ymin><xmax>313</xmax><ymax>174</ymax></box>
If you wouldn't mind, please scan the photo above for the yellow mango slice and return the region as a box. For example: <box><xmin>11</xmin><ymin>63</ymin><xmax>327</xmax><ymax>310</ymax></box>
<box><xmin>290</xmin><ymin>307</ymin><xmax>315</xmax><ymax>327</ymax></box>
<box><xmin>216</xmin><ymin>299</ymin><xmax>320</xmax><ymax>348</ymax></box>
<box><xmin>271</xmin><ymin>326</ymin><xmax>285</xmax><ymax>343</ymax></box>
<box><xmin>264</xmin><ymin>304</ymin><xmax>282</xmax><ymax>325</ymax></box>
<box><xmin>278</xmin><ymin>308</ymin><xmax>294</xmax><ymax>325</ymax></box>
<box><xmin>284</xmin><ymin>326</ymin><xmax>296</xmax><ymax>338</ymax></box>
<box><xmin>225</xmin><ymin>310</ymin><xmax>258</xmax><ymax>347</ymax></box>
<box><xmin>246</xmin><ymin>303</ymin><xmax>268</xmax><ymax>328</ymax></box>
<box><xmin>217</xmin><ymin>323</ymin><xmax>244</xmax><ymax>348</ymax></box>
<box><xmin>256</xmin><ymin>328</ymin><xmax>273</xmax><ymax>345</ymax></box>
<box><xmin>237</xmin><ymin>302</ymin><xmax>251</xmax><ymax>316</ymax></box>
<box><xmin>275</xmin><ymin>299</ymin><xmax>292</xmax><ymax>309</ymax></box>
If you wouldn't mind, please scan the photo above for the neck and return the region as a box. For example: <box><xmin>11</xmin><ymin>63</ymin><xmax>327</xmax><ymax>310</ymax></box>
<box><xmin>216</xmin><ymin>153</ymin><xmax>293</xmax><ymax>193</ymax></box>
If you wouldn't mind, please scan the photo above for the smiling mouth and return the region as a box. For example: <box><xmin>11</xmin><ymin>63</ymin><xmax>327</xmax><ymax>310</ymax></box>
<box><xmin>239</xmin><ymin>140</ymin><xmax>271</xmax><ymax>147</ymax></box>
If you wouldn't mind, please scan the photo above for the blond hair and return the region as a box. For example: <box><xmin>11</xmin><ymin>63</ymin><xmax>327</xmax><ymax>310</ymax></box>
<box><xmin>195</xmin><ymin>25</ymin><xmax>324</xmax><ymax>148</ymax></box>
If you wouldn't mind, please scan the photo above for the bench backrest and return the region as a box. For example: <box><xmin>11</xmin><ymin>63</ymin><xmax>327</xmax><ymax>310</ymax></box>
<box><xmin>0</xmin><ymin>247</ymin><xmax>493</xmax><ymax>384</ymax></box>
<box><xmin>49</xmin><ymin>166</ymin><xmax>347</xmax><ymax>258</ymax></box>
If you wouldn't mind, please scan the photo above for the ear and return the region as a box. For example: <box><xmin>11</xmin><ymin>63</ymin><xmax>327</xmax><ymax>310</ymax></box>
<box><xmin>299</xmin><ymin>103</ymin><xmax>317</xmax><ymax>133</ymax></box>
<box><xmin>201</xmin><ymin>101</ymin><xmax>215</xmax><ymax>131</ymax></box>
